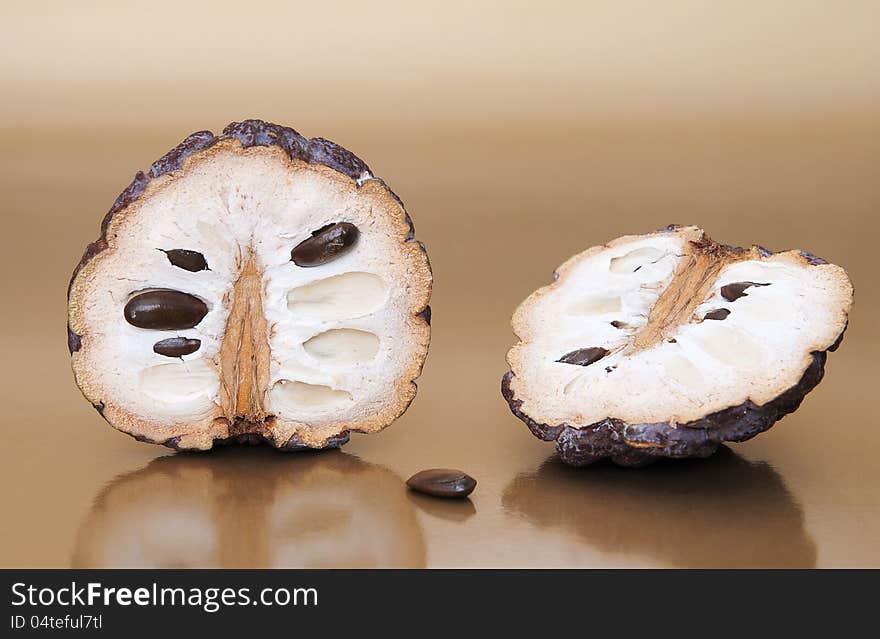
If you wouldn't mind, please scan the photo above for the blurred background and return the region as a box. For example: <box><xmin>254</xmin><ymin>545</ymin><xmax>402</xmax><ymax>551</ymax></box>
<box><xmin>1</xmin><ymin>1</ymin><xmax>878</xmax><ymax>567</ymax></box>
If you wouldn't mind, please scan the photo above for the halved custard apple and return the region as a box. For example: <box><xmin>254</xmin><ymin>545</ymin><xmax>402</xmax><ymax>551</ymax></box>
<box><xmin>68</xmin><ymin>120</ymin><xmax>432</xmax><ymax>451</ymax></box>
<box><xmin>503</xmin><ymin>225</ymin><xmax>852</xmax><ymax>467</ymax></box>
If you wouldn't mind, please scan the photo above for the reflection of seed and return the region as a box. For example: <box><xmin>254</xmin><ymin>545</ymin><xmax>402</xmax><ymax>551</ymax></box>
<box><xmin>162</xmin><ymin>249</ymin><xmax>209</xmax><ymax>272</ymax></box>
<box><xmin>124</xmin><ymin>290</ymin><xmax>208</xmax><ymax>330</ymax></box>
<box><xmin>557</xmin><ymin>347</ymin><xmax>609</xmax><ymax>367</ymax></box>
<box><xmin>291</xmin><ymin>222</ymin><xmax>359</xmax><ymax>267</ymax></box>
<box><xmin>720</xmin><ymin>281</ymin><xmax>770</xmax><ymax>302</ymax></box>
<box><xmin>406</xmin><ymin>469</ymin><xmax>476</xmax><ymax>498</ymax></box>
<box><xmin>153</xmin><ymin>337</ymin><xmax>201</xmax><ymax>357</ymax></box>
<box><xmin>703</xmin><ymin>308</ymin><xmax>731</xmax><ymax>321</ymax></box>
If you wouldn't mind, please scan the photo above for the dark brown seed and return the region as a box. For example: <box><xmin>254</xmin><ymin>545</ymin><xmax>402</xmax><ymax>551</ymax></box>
<box><xmin>557</xmin><ymin>346</ymin><xmax>609</xmax><ymax>367</ymax></box>
<box><xmin>610</xmin><ymin>320</ymin><xmax>628</xmax><ymax>329</ymax></box>
<box><xmin>162</xmin><ymin>249</ymin><xmax>208</xmax><ymax>272</ymax></box>
<box><xmin>124</xmin><ymin>290</ymin><xmax>208</xmax><ymax>330</ymax></box>
<box><xmin>720</xmin><ymin>281</ymin><xmax>770</xmax><ymax>302</ymax></box>
<box><xmin>704</xmin><ymin>308</ymin><xmax>731</xmax><ymax>321</ymax></box>
<box><xmin>291</xmin><ymin>222</ymin><xmax>359</xmax><ymax>267</ymax></box>
<box><xmin>406</xmin><ymin>469</ymin><xmax>476</xmax><ymax>499</ymax></box>
<box><xmin>153</xmin><ymin>337</ymin><xmax>202</xmax><ymax>357</ymax></box>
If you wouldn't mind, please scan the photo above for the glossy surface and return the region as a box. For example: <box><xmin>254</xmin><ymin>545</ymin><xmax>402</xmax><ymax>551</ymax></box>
<box><xmin>153</xmin><ymin>337</ymin><xmax>202</xmax><ymax>358</ymax></box>
<box><xmin>2</xmin><ymin>1</ymin><xmax>879</xmax><ymax>568</ymax></box>
<box><xmin>163</xmin><ymin>249</ymin><xmax>209</xmax><ymax>272</ymax></box>
<box><xmin>407</xmin><ymin>469</ymin><xmax>477</xmax><ymax>499</ymax></box>
<box><xmin>291</xmin><ymin>223</ymin><xmax>360</xmax><ymax>267</ymax></box>
<box><xmin>123</xmin><ymin>290</ymin><xmax>208</xmax><ymax>330</ymax></box>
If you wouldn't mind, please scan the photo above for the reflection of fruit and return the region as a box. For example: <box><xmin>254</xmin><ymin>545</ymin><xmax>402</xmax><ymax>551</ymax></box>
<box><xmin>72</xmin><ymin>449</ymin><xmax>425</xmax><ymax>568</ymax></box>
<box><xmin>502</xmin><ymin>448</ymin><xmax>816</xmax><ymax>568</ymax></box>
<box><xmin>503</xmin><ymin>225</ymin><xmax>852</xmax><ymax>466</ymax></box>
<box><xmin>67</xmin><ymin>119</ymin><xmax>431</xmax><ymax>451</ymax></box>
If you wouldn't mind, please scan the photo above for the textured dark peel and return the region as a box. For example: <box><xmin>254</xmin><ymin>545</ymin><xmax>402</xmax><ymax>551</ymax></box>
<box><xmin>282</xmin><ymin>430</ymin><xmax>351</xmax><ymax>451</ymax></box>
<box><xmin>67</xmin><ymin>325</ymin><xmax>82</xmax><ymax>353</ymax></box>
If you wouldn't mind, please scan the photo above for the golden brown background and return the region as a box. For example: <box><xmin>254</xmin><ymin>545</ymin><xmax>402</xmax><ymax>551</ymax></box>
<box><xmin>1</xmin><ymin>1</ymin><xmax>878</xmax><ymax>567</ymax></box>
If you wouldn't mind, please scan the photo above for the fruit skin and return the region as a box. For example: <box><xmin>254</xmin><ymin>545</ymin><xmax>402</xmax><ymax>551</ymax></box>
<box><xmin>501</xmin><ymin>239</ymin><xmax>850</xmax><ymax>468</ymax></box>
<box><xmin>67</xmin><ymin>119</ymin><xmax>430</xmax><ymax>450</ymax></box>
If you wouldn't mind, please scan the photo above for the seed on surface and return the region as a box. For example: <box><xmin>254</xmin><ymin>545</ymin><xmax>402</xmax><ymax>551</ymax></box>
<box><xmin>721</xmin><ymin>281</ymin><xmax>770</xmax><ymax>302</ymax></box>
<box><xmin>153</xmin><ymin>337</ymin><xmax>202</xmax><ymax>357</ymax></box>
<box><xmin>291</xmin><ymin>222</ymin><xmax>359</xmax><ymax>267</ymax></box>
<box><xmin>703</xmin><ymin>308</ymin><xmax>731</xmax><ymax>321</ymax></box>
<box><xmin>556</xmin><ymin>346</ymin><xmax>609</xmax><ymax>367</ymax></box>
<box><xmin>162</xmin><ymin>249</ymin><xmax>209</xmax><ymax>272</ymax></box>
<box><xmin>124</xmin><ymin>290</ymin><xmax>209</xmax><ymax>330</ymax></box>
<box><xmin>406</xmin><ymin>469</ymin><xmax>477</xmax><ymax>499</ymax></box>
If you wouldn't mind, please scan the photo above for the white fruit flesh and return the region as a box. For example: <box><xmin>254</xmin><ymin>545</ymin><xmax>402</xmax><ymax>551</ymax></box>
<box><xmin>69</xmin><ymin>140</ymin><xmax>430</xmax><ymax>449</ymax></box>
<box><xmin>506</xmin><ymin>226</ymin><xmax>852</xmax><ymax>429</ymax></box>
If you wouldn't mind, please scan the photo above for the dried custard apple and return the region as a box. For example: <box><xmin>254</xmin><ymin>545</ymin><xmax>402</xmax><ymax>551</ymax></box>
<box><xmin>68</xmin><ymin>120</ymin><xmax>431</xmax><ymax>451</ymax></box>
<box><xmin>502</xmin><ymin>225</ymin><xmax>852</xmax><ymax>467</ymax></box>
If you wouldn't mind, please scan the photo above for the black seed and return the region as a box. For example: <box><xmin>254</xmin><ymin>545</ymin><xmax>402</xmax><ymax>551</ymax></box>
<box><xmin>153</xmin><ymin>337</ymin><xmax>202</xmax><ymax>357</ymax></box>
<box><xmin>162</xmin><ymin>249</ymin><xmax>208</xmax><ymax>272</ymax></box>
<box><xmin>704</xmin><ymin>308</ymin><xmax>731</xmax><ymax>321</ymax></box>
<box><xmin>557</xmin><ymin>346</ymin><xmax>609</xmax><ymax>367</ymax></box>
<box><xmin>610</xmin><ymin>321</ymin><xmax>627</xmax><ymax>329</ymax></box>
<box><xmin>406</xmin><ymin>469</ymin><xmax>476</xmax><ymax>499</ymax></box>
<box><xmin>124</xmin><ymin>290</ymin><xmax>208</xmax><ymax>330</ymax></box>
<box><xmin>291</xmin><ymin>222</ymin><xmax>359</xmax><ymax>267</ymax></box>
<box><xmin>720</xmin><ymin>281</ymin><xmax>770</xmax><ymax>302</ymax></box>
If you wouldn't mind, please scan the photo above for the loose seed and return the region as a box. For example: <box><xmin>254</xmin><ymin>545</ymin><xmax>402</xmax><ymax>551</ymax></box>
<box><xmin>720</xmin><ymin>281</ymin><xmax>770</xmax><ymax>302</ymax></box>
<box><xmin>124</xmin><ymin>290</ymin><xmax>209</xmax><ymax>330</ymax></box>
<box><xmin>153</xmin><ymin>337</ymin><xmax>202</xmax><ymax>357</ymax></box>
<box><xmin>406</xmin><ymin>469</ymin><xmax>476</xmax><ymax>499</ymax></box>
<box><xmin>162</xmin><ymin>249</ymin><xmax>208</xmax><ymax>272</ymax></box>
<box><xmin>557</xmin><ymin>346</ymin><xmax>609</xmax><ymax>367</ymax></box>
<box><xmin>291</xmin><ymin>222</ymin><xmax>359</xmax><ymax>267</ymax></box>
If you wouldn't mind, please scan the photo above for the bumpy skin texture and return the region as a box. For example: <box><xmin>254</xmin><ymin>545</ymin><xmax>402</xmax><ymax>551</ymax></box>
<box><xmin>67</xmin><ymin>120</ymin><xmax>429</xmax><ymax>450</ymax></box>
<box><xmin>502</xmin><ymin>230</ymin><xmax>849</xmax><ymax>467</ymax></box>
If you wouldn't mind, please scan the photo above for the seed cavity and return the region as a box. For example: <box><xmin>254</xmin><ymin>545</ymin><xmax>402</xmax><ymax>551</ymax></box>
<box><xmin>703</xmin><ymin>308</ymin><xmax>731</xmax><ymax>321</ymax></box>
<box><xmin>287</xmin><ymin>272</ymin><xmax>386</xmax><ymax>321</ymax></box>
<box><xmin>139</xmin><ymin>360</ymin><xmax>218</xmax><ymax>402</ymax></box>
<box><xmin>303</xmin><ymin>329</ymin><xmax>379</xmax><ymax>365</ymax></box>
<box><xmin>270</xmin><ymin>380</ymin><xmax>353</xmax><ymax>411</ymax></box>
<box><xmin>291</xmin><ymin>222</ymin><xmax>359</xmax><ymax>267</ymax></box>
<box><xmin>153</xmin><ymin>337</ymin><xmax>202</xmax><ymax>358</ymax></box>
<box><xmin>693</xmin><ymin>326</ymin><xmax>764</xmax><ymax>368</ymax></box>
<box><xmin>124</xmin><ymin>290</ymin><xmax>209</xmax><ymax>330</ymax></box>
<box><xmin>162</xmin><ymin>249</ymin><xmax>209</xmax><ymax>272</ymax></box>
<box><xmin>557</xmin><ymin>346</ymin><xmax>609</xmax><ymax>367</ymax></box>
<box><xmin>663</xmin><ymin>354</ymin><xmax>706</xmax><ymax>389</ymax></box>
<box><xmin>609</xmin><ymin>247</ymin><xmax>668</xmax><ymax>274</ymax></box>
<box><xmin>720</xmin><ymin>281</ymin><xmax>770</xmax><ymax>302</ymax></box>
<box><xmin>567</xmin><ymin>295</ymin><xmax>621</xmax><ymax>315</ymax></box>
